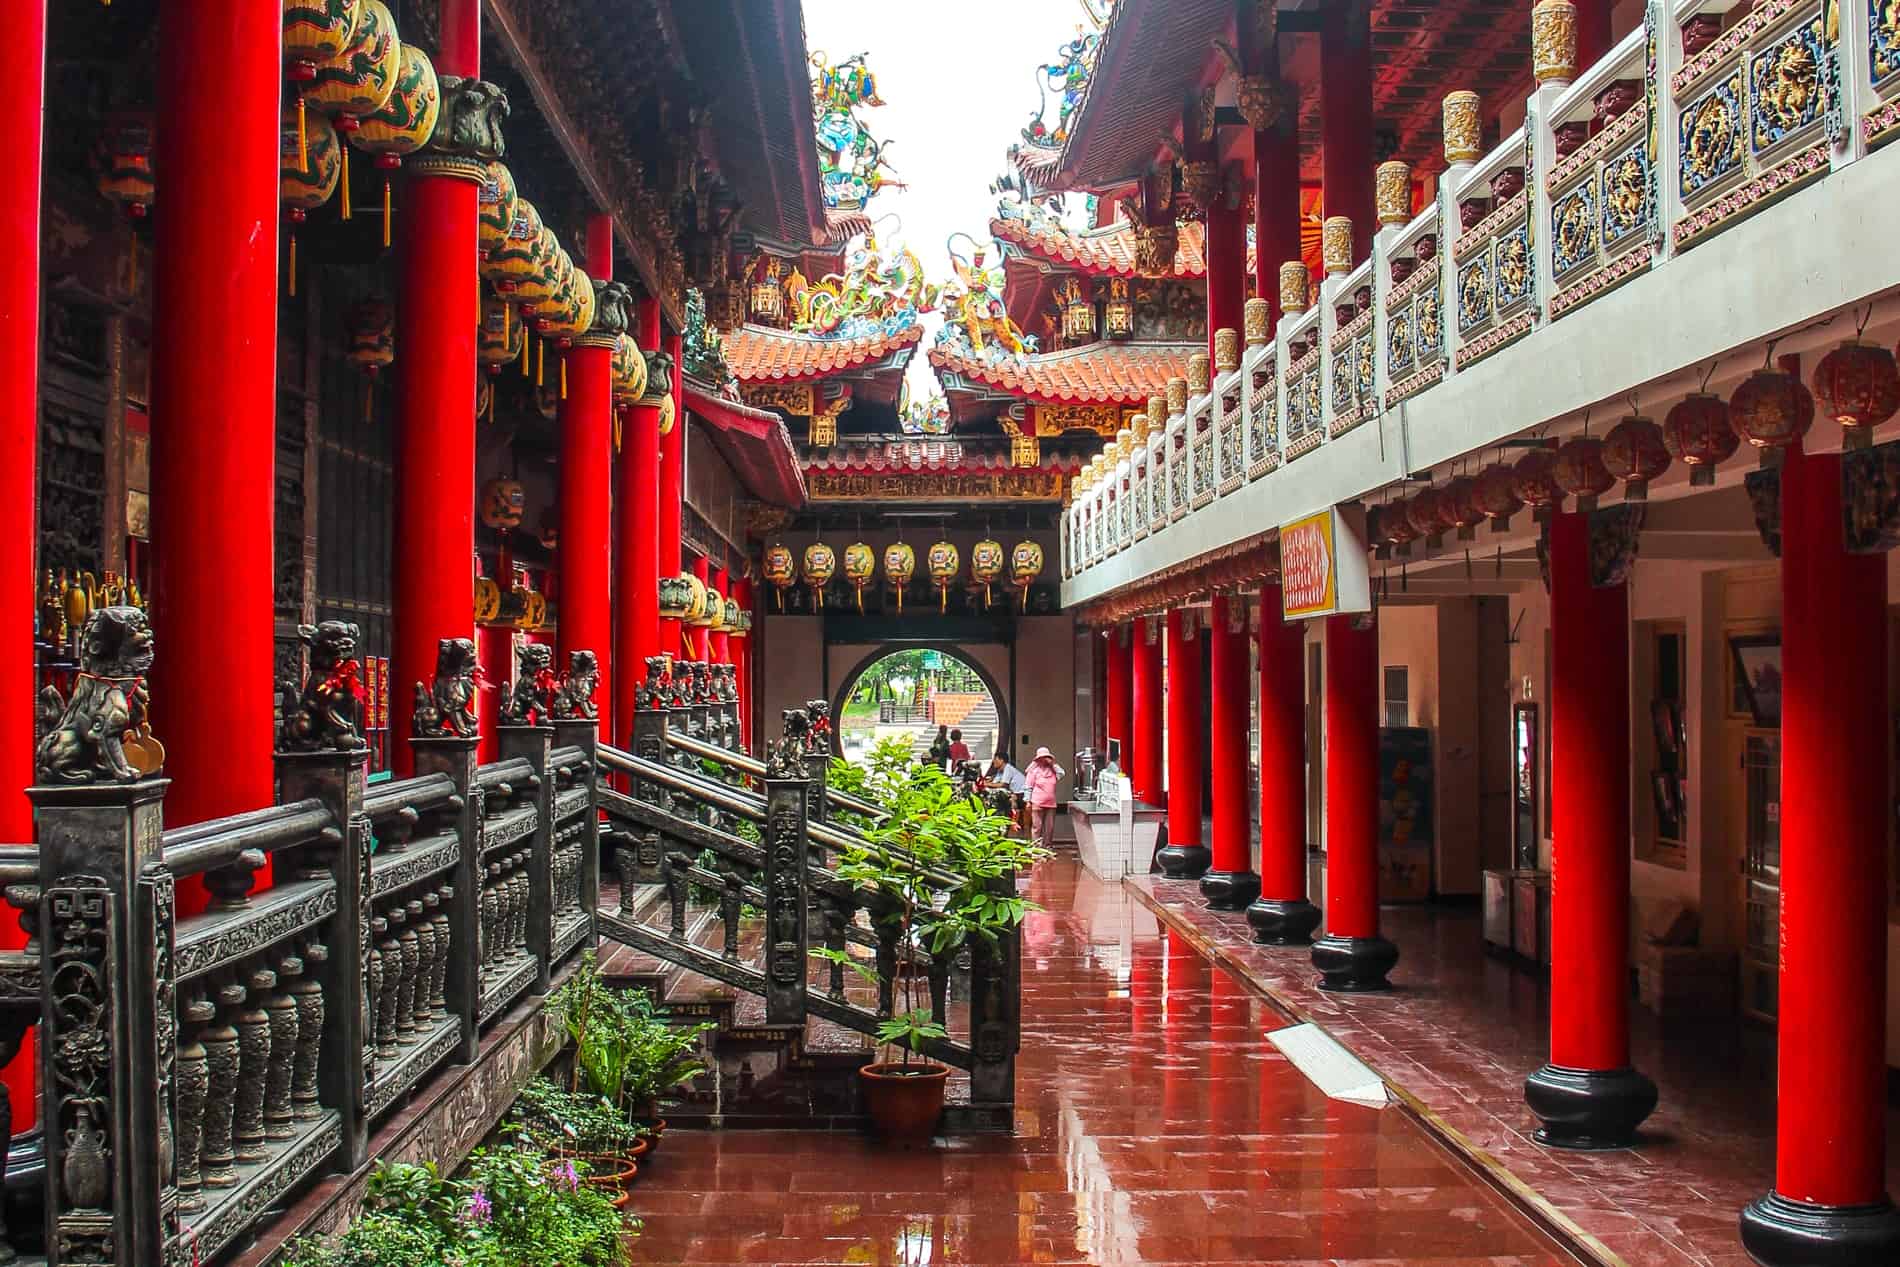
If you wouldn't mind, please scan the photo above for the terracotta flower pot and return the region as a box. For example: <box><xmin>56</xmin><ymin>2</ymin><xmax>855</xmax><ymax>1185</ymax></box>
<box><xmin>859</xmin><ymin>1061</ymin><xmax>948</xmax><ymax>1143</ymax></box>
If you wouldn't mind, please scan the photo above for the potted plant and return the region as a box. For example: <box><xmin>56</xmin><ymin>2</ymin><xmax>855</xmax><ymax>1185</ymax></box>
<box><xmin>816</xmin><ymin>738</ymin><xmax>1045</xmax><ymax>1143</ymax></box>
<box><xmin>510</xmin><ymin>1077</ymin><xmax>649</xmax><ymax>1191</ymax></box>
<box><xmin>553</xmin><ymin>953</ymin><xmax>710</xmax><ymax>1160</ymax></box>
<box><xmin>618</xmin><ymin>988</ymin><xmax>713</xmax><ymax>1149</ymax></box>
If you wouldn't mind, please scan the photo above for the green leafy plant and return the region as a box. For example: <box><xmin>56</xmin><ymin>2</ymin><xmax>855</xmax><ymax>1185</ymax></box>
<box><xmin>553</xmin><ymin>953</ymin><xmax>711</xmax><ymax>1117</ymax></box>
<box><xmin>509</xmin><ymin>1077</ymin><xmax>645</xmax><ymax>1156</ymax></box>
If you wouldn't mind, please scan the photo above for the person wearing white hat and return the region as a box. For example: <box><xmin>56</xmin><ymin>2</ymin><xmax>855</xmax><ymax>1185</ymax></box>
<box><xmin>1024</xmin><ymin>747</ymin><xmax>1065</xmax><ymax>851</ymax></box>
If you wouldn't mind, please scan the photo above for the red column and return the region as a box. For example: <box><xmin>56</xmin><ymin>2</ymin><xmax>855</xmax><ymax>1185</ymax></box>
<box><xmin>1254</xmin><ymin>109</ymin><xmax>1302</xmax><ymax>317</ymax></box>
<box><xmin>0</xmin><ymin>0</ymin><xmax>44</xmax><ymax>1130</ymax></box>
<box><xmin>1320</xmin><ymin>0</ymin><xmax>1375</xmax><ymax>261</ymax></box>
<box><xmin>688</xmin><ymin>555</ymin><xmax>709</xmax><ymax>663</ymax></box>
<box><xmin>1525</xmin><ymin>512</ymin><xmax>1655</xmax><ymax>1147</ymax></box>
<box><xmin>150</xmin><ymin>2</ymin><xmax>280</xmax><ymax>861</ymax></box>
<box><xmin>1202</xmin><ymin>596</ymin><xmax>1259</xmax><ymax>907</ymax></box>
<box><xmin>557</xmin><ymin>215</ymin><xmax>614</xmax><ymax>740</ymax></box>
<box><xmin>1103</xmin><ymin>625</ymin><xmax>1133</xmax><ymax>770</ymax></box>
<box><xmin>1156</xmin><ymin>609</ymin><xmax>1208</xmax><ymax>878</ymax></box>
<box><xmin>732</xmin><ymin>577</ymin><xmax>754</xmax><ymax>751</ymax></box>
<box><xmin>657</xmin><ymin>332</ymin><xmax>684</xmax><ymax>661</ymax></box>
<box><xmin>613</xmin><ymin>298</ymin><xmax>663</xmax><ymax>746</ymax></box>
<box><xmin>709</xmin><ymin>567</ymin><xmax>730</xmax><ymax>665</ymax></box>
<box><xmin>391</xmin><ymin>0</ymin><xmax>482</xmax><ymax>773</ymax></box>
<box><xmin>1576</xmin><ymin>0</ymin><xmax>1614</xmax><ymax>72</ymax></box>
<box><xmin>1131</xmin><ymin>618</ymin><xmax>1165</xmax><ymax>804</ymax></box>
<box><xmin>1204</xmin><ymin>194</ymin><xmax>1247</xmax><ymax>355</ymax></box>
<box><xmin>1740</xmin><ymin>446</ymin><xmax>1900</xmax><ymax>1263</ymax></box>
<box><xmin>1248</xmin><ymin>582</ymin><xmax>1319</xmax><ymax>943</ymax></box>
<box><xmin>1312</xmin><ymin>612</ymin><xmax>1396</xmax><ymax>990</ymax></box>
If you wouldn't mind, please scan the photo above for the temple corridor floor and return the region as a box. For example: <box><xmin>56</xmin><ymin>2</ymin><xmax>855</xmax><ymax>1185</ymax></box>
<box><xmin>625</xmin><ymin>854</ymin><xmax>1580</xmax><ymax>1265</ymax></box>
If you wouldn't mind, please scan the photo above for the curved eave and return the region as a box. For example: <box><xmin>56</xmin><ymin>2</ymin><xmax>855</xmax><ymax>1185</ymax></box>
<box><xmin>685</xmin><ymin>381</ymin><xmax>809</xmax><ymax>508</ymax></box>
<box><xmin>727</xmin><ymin>323</ymin><xmax>926</xmax><ymax>385</ymax></box>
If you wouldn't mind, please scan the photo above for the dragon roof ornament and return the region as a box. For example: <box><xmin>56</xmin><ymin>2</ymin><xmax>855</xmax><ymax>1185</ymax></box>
<box><xmin>811</xmin><ymin>52</ymin><xmax>901</xmax><ymax>213</ymax></box>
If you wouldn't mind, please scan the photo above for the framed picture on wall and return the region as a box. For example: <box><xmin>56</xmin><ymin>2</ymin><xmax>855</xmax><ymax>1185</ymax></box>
<box><xmin>1728</xmin><ymin>632</ymin><xmax>1782</xmax><ymax>727</ymax></box>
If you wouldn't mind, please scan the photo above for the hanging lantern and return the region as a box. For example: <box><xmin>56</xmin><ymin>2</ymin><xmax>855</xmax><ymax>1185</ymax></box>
<box><xmin>307</xmin><ymin>0</ymin><xmax>399</xmax><ymax>226</ymax></box>
<box><xmin>1553</xmin><ymin>435</ymin><xmax>1615</xmax><ymax>511</ymax></box>
<box><xmin>1061</xmin><ymin>277</ymin><xmax>1095</xmax><ymax>341</ymax></box>
<box><xmin>682</xmin><ymin>571</ymin><xmax>709</xmax><ymax>626</ymax></box>
<box><xmin>1441</xmin><ymin>475</ymin><xmax>1485</xmax><ymax>540</ymax></box>
<box><xmin>281</xmin><ymin>106</ymin><xmax>343</xmax><ymax>297</ymax></box>
<box><xmin>803</xmin><ymin>542</ymin><xmax>836</xmax><ymax>609</ymax></box>
<box><xmin>479</xmin><ymin>477</ymin><xmax>525</xmax><ymax>530</ymax></box>
<box><xmin>346</xmin><ymin>297</ymin><xmax>394</xmax><ymax>420</ymax></box>
<box><xmin>1602</xmin><ymin>414</ymin><xmax>1671</xmax><ymax>501</ymax></box>
<box><xmin>533</xmin><ymin>262</ymin><xmax>596</xmax><ymax>347</ymax></box>
<box><xmin>1813</xmin><ymin>340</ymin><xmax>1900</xmax><ymax>450</ymax></box>
<box><xmin>476</xmin><ymin>373</ymin><xmax>493</xmax><ymax>422</ymax></box>
<box><xmin>1103</xmin><ymin>278</ymin><xmax>1134</xmax><ymax>338</ymax></box>
<box><xmin>1378</xmin><ymin>497</ymin><xmax>1420</xmax><ymax>551</ymax></box>
<box><xmin>94</xmin><ymin>111</ymin><xmax>156</xmax><ymax>219</ymax></box>
<box><xmin>519</xmin><ymin>241</ymin><xmax>572</xmax><ymax>317</ymax></box>
<box><xmin>927</xmin><ymin>540</ymin><xmax>961</xmax><ymax>612</ymax></box>
<box><xmin>477</xmin><ymin>161</ymin><xmax>519</xmax><ymax>260</ymax></box>
<box><xmin>1010</xmin><ymin>540</ymin><xmax>1045</xmax><ymax>609</ymax></box>
<box><xmin>482</xmin><ymin>200</ymin><xmax>548</xmax><ymax>296</ymax></box>
<box><xmin>1513</xmin><ymin>446</ymin><xmax>1564</xmax><ymax>518</ymax></box>
<box><xmin>1661</xmin><ymin>392</ymin><xmax>1737</xmax><ymax>486</ymax></box>
<box><xmin>284</xmin><ymin>0</ymin><xmax>363</xmax><ymax>172</ymax></box>
<box><xmin>1405</xmin><ymin>487</ymin><xmax>1450</xmax><ymax>542</ymax></box>
<box><xmin>842</xmin><ymin>542</ymin><xmax>876</xmax><ymax>611</ymax></box>
<box><xmin>1728</xmin><ymin>366</ymin><xmax>1813</xmax><ymax>466</ymax></box>
<box><xmin>762</xmin><ymin>543</ymin><xmax>796</xmax><ymax>611</ymax></box>
<box><xmin>970</xmin><ymin>537</ymin><xmax>1005</xmax><ymax>607</ymax></box>
<box><xmin>750</xmin><ymin>256</ymin><xmax>786</xmax><ymax>322</ymax></box>
<box><xmin>884</xmin><ymin>542</ymin><xmax>916</xmax><ymax>613</ymax></box>
<box><xmin>478</xmin><ymin>292</ymin><xmax>525</xmax><ymax>374</ymax></box>
<box><xmin>354</xmin><ymin>43</ymin><xmax>442</xmax><ymax>247</ymax></box>
<box><xmin>1473</xmin><ymin>463</ymin><xmax>1524</xmax><ymax>529</ymax></box>
<box><xmin>611</xmin><ymin>332</ymin><xmax>649</xmax><ymax>405</ymax></box>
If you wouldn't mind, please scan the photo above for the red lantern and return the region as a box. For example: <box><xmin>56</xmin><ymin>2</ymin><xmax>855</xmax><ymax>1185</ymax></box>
<box><xmin>1512</xmin><ymin>447</ymin><xmax>1563</xmax><ymax>517</ymax></box>
<box><xmin>1380</xmin><ymin>497</ymin><xmax>1419</xmax><ymax>549</ymax></box>
<box><xmin>1728</xmin><ymin>367</ymin><xmax>1813</xmax><ymax>466</ymax></box>
<box><xmin>1813</xmin><ymin>340</ymin><xmax>1900</xmax><ymax>450</ymax></box>
<box><xmin>1440</xmin><ymin>475</ymin><xmax>1485</xmax><ymax>540</ymax></box>
<box><xmin>1554</xmin><ymin>436</ymin><xmax>1615</xmax><ymax>511</ymax></box>
<box><xmin>1406</xmin><ymin>487</ymin><xmax>1449</xmax><ymax>542</ymax></box>
<box><xmin>1662</xmin><ymin>393</ymin><xmax>1737</xmax><ymax>486</ymax></box>
<box><xmin>1473</xmin><ymin>463</ymin><xmax>1524</xmax><ymax>528</ymax></box>
<box><xmin>1602</xmin><ymin>414</ymin><xmax>1670</xmax><ymax>501</ymax></box>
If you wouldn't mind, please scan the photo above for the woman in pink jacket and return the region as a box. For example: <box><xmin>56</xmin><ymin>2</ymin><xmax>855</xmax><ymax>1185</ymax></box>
<box><xmin>1024</xmin><ymin>747</ymin><xmax>1065</xmax><ymax>851</ymax></box>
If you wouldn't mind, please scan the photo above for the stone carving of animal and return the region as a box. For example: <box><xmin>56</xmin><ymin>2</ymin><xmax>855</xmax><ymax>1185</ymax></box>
<box><xmin>766</xmin><ymin>708</ymin><xmax>812</xmax><ymax>779</ymax></box>
<box><xmin>413</xmin><ymin>637</ymin><xmax>480</xmax><ymax>739</ymax></box>
<box><xmin>501</xmin><ymin>642</ymin><xmax>558</xmax><ymax>725</ymax></box>
<box><xmin>804</xmin><ymin>699</ymin><xmax>833</xmax><ymax>752</ymax></box>
<box><xmin>36</xmin><ymin>606</ymin><xmax>160</xmax><ymax>783</ymax></box>
<box><xmin>635</xmin><ymin>655</ymin><xmax>669</xmax><ymax>709</ymax></box>
<box><xmin>279</xmin><ymin>621</ymin><xmax>368</xmax><ymax>751</ymax></box>
<box><xmin>553</xmin><ymin>650</ymin><xmax>599</xmax><ymax>720</ymax></box>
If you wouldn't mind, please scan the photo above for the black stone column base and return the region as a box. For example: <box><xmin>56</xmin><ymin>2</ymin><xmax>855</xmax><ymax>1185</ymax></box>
<box><xmin>1199</xmin><ymin>869</ymin><xmax>1261</xmax><ymax>910</ymax></box>
<box><xmin>1740</xmin><ymin>1192</ymin><xmax>1900</xmax><ymax>1267</ymax></box>
<box><xmin>1246</xmin><ymin>897</ymin><xmax>1321</xmax><ymax>945</ymax></box>
<box><xmin>1311</xmin><ymin>933</ymin><xmax>1398</xmax><ymax>991</ymax></box>
<box><xmin>1155</xmin><ymin>843</ymin><xmax>1212</xmax><ymax>879</ymax></box>
<box><xmin>1524</xmin><ymin>1063</ymin><xmax>1658</xmax><ymax>1150</ymax></box>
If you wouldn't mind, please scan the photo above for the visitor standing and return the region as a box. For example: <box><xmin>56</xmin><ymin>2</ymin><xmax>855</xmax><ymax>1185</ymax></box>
<box><xmin>1025</xmin><ymin>746</ymin><xmax>1065</xmax><ymax>851</ymax></box>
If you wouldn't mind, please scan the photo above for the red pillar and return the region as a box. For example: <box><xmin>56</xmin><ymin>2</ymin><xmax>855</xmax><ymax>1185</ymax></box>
<box><xmin>1204</xmin><ymin>195</ymin><xmax>1247</xmax><ymax>355</ymax></box>
<box><xmin>1740</xmin><ymin>446</ymin><xmax>1900</xmax><ymax>1262</ymax></box>
<box><xmin>687</xmin><ymin>555</ymin><xmax>710</xmax><ymax>663</ymax></box>
<box><xmin>1525</xmin><ymin>512</ymin><xmax>1655</xmax><ymax>1147</ymax></box>
<box><xmin>1254</xmin><ymin>109</ymin><xmax>1302</xmax><ymax>317</ymax></box>
<box><xmin>613</xmin><ymin>298</ymin><xmax>663</xmax><ymax>745</ymax></box>
<box><xmin>557</xmin><ymin>215</ymin><xmax>614</xmax><ymax>739</ymax></box>
<box><xmin>1312</xmin><ymin>612</ymin><xmax>1396</xmax><ymax>989</ymax></box>
<box><xmin>732</xmin><ymin>577</ymin><xmax>754</xmax><ymax>751</ymax></box>
<box><xmin>1156</xmin><ymin>609</ymin><xmax>1208</xmax><ymax>878</ymax></box>
<box><xmin>1575</xmin><ymin>0</ymin><xmax>1614</xmax><ymax>72</ymax></box>
<box><xmin>1131</xmin><ymin>618</ymin><xmax>1165</xmax><ymax>805</ymax></box>
<box><xmin>1103</xmin><ymin>625</ymin><xmax>1133</xmax><ymax>770</ymax></box>
<box><xmin>1320</xmin><ymin>0</ymin><xmax>1375</xmax><ymax>261</ymax></box>
<box><xmin>150</xmin><ymin>2</ymin><xmax>280</xmax><ymax>861</ymax></box>
<box><xmin>1202</xmin><ymin>596</ymin><xmax>1259</xmax><ymax>908</ymax></box>
<box><xmin>1248</xmin><ymin>582</ymin><xmax>1319</xmax><ymax>943</ymax></box>
<box><xmin>657</xmin><ymin>332</ymin><xmax>684</xmax><ymax>661</ymax></box>
<box><xmin>709</xmin><ymin>567</ymin><xmax>731</xmax><ymax>665</ymax></box>
<box><xmin>0</xmin><ymin>0</ymin><xmax>44</xmax><ymax>1130</ymax></box>
<box><xmin>391</xmin><ymin>0</ymin><xmax>483</xmax><ymax>774</ymax></box>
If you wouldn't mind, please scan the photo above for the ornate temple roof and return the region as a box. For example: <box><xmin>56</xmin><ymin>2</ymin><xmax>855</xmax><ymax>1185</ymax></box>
<box><xmin>684</xmin><ymin>380</ymin><xmax>809</xmax><ymax>508</ymax></box>
<box><xmin>724</xmin><ymin>322</ymin><xmax>923</xmax><ymax>384</ymax></box>
<box><xmin>928</xmin><ymin>339</ymin><xmax>1198</xmax><ymax>406</ymax></box>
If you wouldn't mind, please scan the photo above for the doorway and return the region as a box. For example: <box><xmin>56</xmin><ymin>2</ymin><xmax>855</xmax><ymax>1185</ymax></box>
<box><xmin>831</xmin><ymin>644</ymin><xmax>1010</xmax><ymax>767</ymax></box>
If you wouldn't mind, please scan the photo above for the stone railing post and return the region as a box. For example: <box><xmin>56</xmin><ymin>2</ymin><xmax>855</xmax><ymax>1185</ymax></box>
<box><xmin>549</xmin><ymin>715</ymin><xmax>601</xmax><ymax>938</ymax></box>
<box><xmin>498</xmin><ymin>723</ymin><xmax>555</xmax><ymax>993</ymax></box>
<box><xmin>276</xmin><ymin>745</ymin><xmax>372</xmax><ymax>1175</ymax></box>
<box><xmin>410</xmin><ymin>734</ymin><xmax>482</xmax><ymax>1063</ymax></box>
<box><xmin>762</xmin><ymin>716</ymin><xmax>811</xmax><ymax>1026</ymax></box>
<box><xmin>31</xmin><ymin>771</ymin><xmax>172</xmax><ymax>1267</ymax></box>
<box><xmin>618</xmin><ymin>656</ymin><xmax>671</xmax><ymax>893</ymax></box>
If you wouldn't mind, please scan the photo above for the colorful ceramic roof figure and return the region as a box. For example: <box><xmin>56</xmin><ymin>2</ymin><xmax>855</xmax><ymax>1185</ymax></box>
<box><xmin>750</xmin><ymin>234</ymin><xmax>938</xmax><ymax>341</ymax></box>
<box><xmin>937</xmin><ymin>234</ymin><xmax>1037</xmax><ymax>362</ymax></box>
<box><xmin>810</xmin><ymin>52</ymin><xmax>900</xmax><ymax>212</ymax></box>
<box><xmin>897</xmin><ymin>384</ymin><xmax>952</xmax><ymax>436</ymax></box>
<box><xmin>1021</xmin><ymin>24</ymin><xmax>1102</xmax><ymax>151</ymax></box>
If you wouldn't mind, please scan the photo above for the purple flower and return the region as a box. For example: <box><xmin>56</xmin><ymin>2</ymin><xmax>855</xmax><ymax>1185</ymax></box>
<box><xmin>551</xmin><ymin>1160</ymin><xmax>580</xmax><ymax>1192</ymax></box>
<box><xmin>463</xmin><ymin>1189</ymin><xmax>493</xmax><ymax>1223</ymax></box>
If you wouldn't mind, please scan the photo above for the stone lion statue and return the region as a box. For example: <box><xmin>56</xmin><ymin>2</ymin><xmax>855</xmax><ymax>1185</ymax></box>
<box><xmin>279</xmin><ymin>620</ymin><xmax>368</xmax><ymax>752</ymax></box>
<box><xmin>553</xmin><ymin>650</ymin><xmax>599</xmax><ymax>720</ymax></box>
<box><xmin>413</xmin><ymin>637</ymin><xmax>480</xmax><ymax>739</ymax></box>
<box><xmin>501</xmin><ymin>641</ymin><xmax>557</xmax><ymax>726</ymax></box>
<box><xmin>36</xmin><ymin>606</ymin><xmax>159</xmax><ymax>783</ymax></box>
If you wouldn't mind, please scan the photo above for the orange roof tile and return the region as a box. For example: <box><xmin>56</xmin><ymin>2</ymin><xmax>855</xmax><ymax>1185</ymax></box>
<box><xmin>928</xmin><ymin>339</ymin><xmax>1198</xmax><ymax>405</ymax></box>
<box><xmin>725</xmin><ymin>322</ymin><xmax>923</xmax><ymax>383</ymax></box>
<box><xmin>990</xmin><ymin>217</ymin><xmax>1262</xmax><ymax>281</ymax></box>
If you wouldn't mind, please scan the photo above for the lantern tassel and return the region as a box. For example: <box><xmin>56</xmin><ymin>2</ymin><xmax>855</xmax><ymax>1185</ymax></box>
<box><xmin>613</xmin><ymin>410</ymin><xmax>622</xmax><ymax>452</ymax></box>
<box><xmin>297</xmin><ymin>96</ymin><xmax>308</xmax><ymax>172</ymax></box>
<box><xmin>520</xmin><ymin>324</ymin><xmax>531</xmax><ymax>377</ymax></box>
<box><xmin>940</xmin><ymin>586</ymin><xmax>947</xmax><ymax>613</ymax></box>
<box><xmin>382</xmin><ymin>178</ymin><xmax>392</xmax><ymax>248</ymax></box>
<box><xmin>536</xmin><ymin>339</ymin><xmax>544</xmax><ymax>387</ymax></box>
<box><xmin>561</xmin><ymin>355</ymin><xmax>568</xmax><ymax>399</ymax></box>
<box><xmin>340</xmin><ymin>146</ymin><xmax>352</xmax><ymax>220</ymax></box>
<box><xmin>363</xmin><ymin>378</ymin><xmax>373</xmax><ymax>423</ymax></box>
<box><xmin>288</xmin><ymin>233</ymin><xmax>298</xmax><ymax>298</ymax></box>
<box><xmin>856</xmin><ymin>588</ymin><xmax>862</xmax><ymax>612</ymax></box>
<box><xmin>896</xmin><ymin>587</ymin><xmax>903</xmax><ymax>614</ymax></box>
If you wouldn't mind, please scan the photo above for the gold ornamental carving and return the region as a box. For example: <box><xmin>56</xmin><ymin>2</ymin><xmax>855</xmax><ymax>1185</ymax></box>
<box><xmin>1531</xmin><ymin>0</ymin><xmax>1579</xmax><ymax>85</ymax></box>
<box><xmin>1166</xmin><ymin>377</ymin><xmax>1190</xmax><ymax>416</ymax></box>
<box><xmin>1322</xmin><ymin>216</ymin><xmax>1355</xmax><ymax>275</ymax></box>
<box><xmin>1279</xmin><ymin>262</ymin><xmax>1310</xmax><ymax>314</ymax></box>
<box><xmin>742</xmin><ymin>382</ymin><xmax>816</xmax><ymax>415</ymax></box>
<box><xmin>1243</xmin><ymin>297</ymin><xmax>1271</xmax><ymax>346</ymax></box>
<box><xmin>1147</xmin><ymin>394</ymin><xmax>1167</xmax><ymax>430</ymax></box>
<box><xmin>1188</xmin><ymin>352</ymin><xmax>1212</xmax><ymax>396</ymax></box>
<box><xmin>1114</xmin><ymin>427</ymin><xmax>1134</xmax><ymax>462</ymax></box>
<box><xmin>807</xmin><ymin>469</ymin><xmax>1065</xmax><ymax>502</ymax></box>
<box><xmin>1443</xmin><ymin>91</ymin><xmax>1483</xmax><ymax>163</ymax></box>
<box><xmin>1376</xmin><ymin>161</ymin><xmax>1412</xmax><ymax>225</ymax></box>
<box><xmin>1033</xmin><ymin>402</ymin><xmax>1121</xmax><ymax>436</ymax></box>
<box><xmin>1214</xmin><ymin>328</ymin><xmax>1241</xmax><ymax>373</ymax></box>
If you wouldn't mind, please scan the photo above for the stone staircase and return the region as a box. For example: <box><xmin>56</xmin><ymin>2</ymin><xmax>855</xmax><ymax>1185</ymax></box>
<box><xmin>903</xmin><ymin>696</ymin><xmax>1000</xmax><ymax>764</ymax></box>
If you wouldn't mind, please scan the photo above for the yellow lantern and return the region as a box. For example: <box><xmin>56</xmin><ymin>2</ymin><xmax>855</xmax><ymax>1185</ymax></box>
<box><xmin>477</xmin><ymin>161</ymin><xmax>518</xmax><ymax>259</ymax></box>
<box><xmin>479</xmin><ymin>478</ymin><xmax>525</xmax><ymax>529</ymax></box>
<box><xmin>478</xmin><ymin>293</ymin><xmax>525</xmax><ymax>375</ymax></box>
<box><xmin>970</xmin><ymin>537</ymin><xmax>1005</xmax><ymax>606</ymax></box>
<box><xmin>281</xmin><ymin>106</ymin><xmax>342</xmax><ymax>297</ymax></box>
<box><xmin>611</xmin><ymin>333</ymin><xmax>649</xmax><ymax>405</ymax></box>
<box><xmin>803</xmin><ymin>543</ymin><xmax>837</xmax><ymax>609</ymax></box>
<box><xmin>683</xmin><ymin>571</ymin><xmax>709</xmax><ymax>624</ymax></box>
<box><xmin>762</xmin><ymin>544</ymin><xmax>796</xmax><ymax>611</ymax></box>
<box><xmin>842</xmin><ymin>542</ymin><xmax>876</xmax><ymax>611</ymax></box>
<box><xmin>518</xmin><ymin>238</ymin><xmax>571</xmax><ymax>312</ymax></box>
<box><xmin>308</xmin><ymin>0</ymin><xmax>400</xmax><ymax>223</ymax></box>
<box><xmin>926</xmin><ymin>540</ymin><xmax>960</xmax><ymax>612</ymax></box>
<box><xmin>482</xmin><ymin>199</ymin><xmax>547</xmax><ymax>294</ymax></box>
<box><xmin>1011</xmin><ymin>540</ymin><xmax>1044</xmax><ymax>608</ymax></box>
<box><xmin>354</xmin><ymin>43</ymin><xmax>441</xmax><ymax>246</ymax></box>
<box><xmin>346</xmin><ymin>297</ymin><xmax>394</xmax><ymax>419</ymax></box>
<box><xmin>284</xmin><ymin>0</ymin><xmax>362</xmax><ymax>173</ymax></box>
<box><xmin>534</xmin><ymin>262</ymin><xmax>596</xmax><ymax>346</ymax></box>
<box><xmin>884</xmin><ymin>542</ymin><xmax>916</xmax><ymax>614</ymax></box>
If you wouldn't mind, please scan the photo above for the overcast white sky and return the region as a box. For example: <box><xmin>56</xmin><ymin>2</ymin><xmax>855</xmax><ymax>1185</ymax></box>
<box><xmin>801</xmin><ymin>0</ymin><xmax>1100</xmax><ymax>404</ymax></box>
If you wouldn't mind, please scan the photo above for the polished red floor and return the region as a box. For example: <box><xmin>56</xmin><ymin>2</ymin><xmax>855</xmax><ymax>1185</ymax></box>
<box><xmin>625</xmin><ymin>857</ymin><xmax>1580</xmax><ymax>1265</ymax></box>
